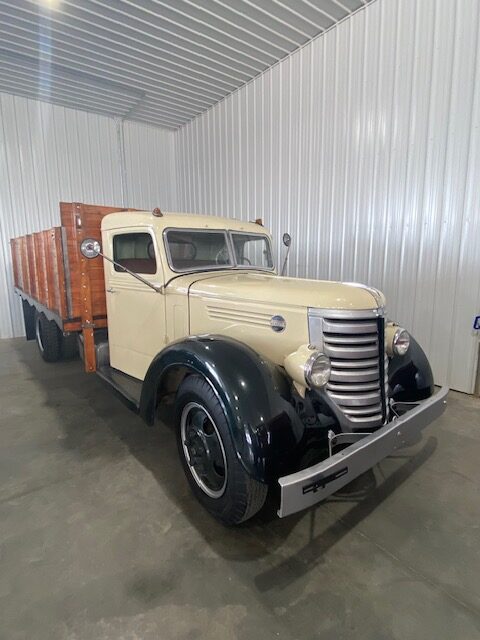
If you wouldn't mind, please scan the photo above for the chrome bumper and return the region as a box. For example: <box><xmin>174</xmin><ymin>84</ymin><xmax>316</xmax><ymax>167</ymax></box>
<box><xmin>277</xmin><ymin>386</ymin><xmax>449</xmax><ymax>518</ymax></box>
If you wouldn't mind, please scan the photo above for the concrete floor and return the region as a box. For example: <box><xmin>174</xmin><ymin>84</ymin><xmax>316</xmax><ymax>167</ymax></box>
<box><xmin>1</xmin><ymin>338</ymin><xmax>480</xmax><ymax>640</ymax></box>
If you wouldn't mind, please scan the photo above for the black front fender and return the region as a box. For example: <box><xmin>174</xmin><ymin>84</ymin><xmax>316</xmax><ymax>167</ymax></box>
<box><xmin>388</xmin><ymin>335</ymin><xmax>434</xmax><ymax>402</ymax></box>
<box><xmin>139</xmin><ymin>336</ymin><xmax>305</xmax><ymax>483</ymax></box>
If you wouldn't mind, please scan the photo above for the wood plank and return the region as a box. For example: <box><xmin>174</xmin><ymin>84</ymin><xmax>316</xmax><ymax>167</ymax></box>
<box><xmin>15</xmin><ymin>238</ymin><xmax>25</xmax><ymax>291</ymax></box>
<box><xmin>10</xmin><ymin>239</ymin><xmax>20</xmax><ymax>289</ymax></box>
<box><xmin>53</xmin><ymin>227</ymin><xmax>68</xmax><ymax>319</ymax></box>
<box><xmin>26</xmin><ymin>234</ymin><xmax>38</xmax><ymax>301</ymax></box>
<box><xmin>18</xmin><ymin>240</ymin><xmax>25</xmax><ymax>290</ymax></box>
<box><xmin>43</xmin><ymin>229</ymin><xmax>57</xmax><ymax>312</ymax></box>
<box><xmin>33</xmin><ymin>232</ymin><xmax>47</xmax><ymax>306</ymax></box>
<box><xmin>73</xmin><ymin>202</ymin><xmax>96</xmax><ymax>372</ymax></box>
<box><xmin>49</xmin><ymin>230</ymin><xmax>59</xmax><ymax>314</ymax></box>
<box><xmin>20</xmin><ymin>237</ymin><xmax>30</xmax><ymax>295</ymax></box>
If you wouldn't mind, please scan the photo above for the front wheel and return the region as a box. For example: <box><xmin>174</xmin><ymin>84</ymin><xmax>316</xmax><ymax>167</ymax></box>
<box><xmin>175</xmin><ymin>374</ymin><xmax>267</xmax><ymax>525</ymax></box>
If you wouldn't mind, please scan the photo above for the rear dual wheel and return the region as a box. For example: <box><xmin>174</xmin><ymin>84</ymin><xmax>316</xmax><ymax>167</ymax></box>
<box><xmin>175</xmin><ymin>374</ymin><xmax>267</xmax><ymax>525</ymax></box>
<box><xmin>35</xmin><ymin>312</ymin><xmax>77</xmax><ymax>362</ymax></box>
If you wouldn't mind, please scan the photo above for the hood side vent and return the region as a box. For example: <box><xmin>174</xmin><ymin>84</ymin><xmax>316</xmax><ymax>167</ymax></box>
<box><xmin>206</xmin><ymin>305</ymin><xmax>271</xmax><ymax>328</ymax></box>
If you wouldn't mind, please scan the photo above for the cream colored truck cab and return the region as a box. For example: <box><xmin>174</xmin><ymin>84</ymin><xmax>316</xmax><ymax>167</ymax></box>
<box><xmin>92</xmin><ymin>210</ymin><xmax>448</xmax><ymax>525</ymax></box>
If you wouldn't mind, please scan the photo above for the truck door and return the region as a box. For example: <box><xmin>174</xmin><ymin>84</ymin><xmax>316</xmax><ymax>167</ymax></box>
<box><xmin>103</xmin><ymin>228</ymin><xmax>166</xmax><ymax>380</ymax></box>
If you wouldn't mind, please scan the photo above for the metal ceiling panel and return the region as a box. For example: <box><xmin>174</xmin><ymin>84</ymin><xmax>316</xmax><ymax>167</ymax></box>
<box><xmin>0</xmin><ymin>0</ymin><xmax>369</xmax><ymax>128</ymax></box>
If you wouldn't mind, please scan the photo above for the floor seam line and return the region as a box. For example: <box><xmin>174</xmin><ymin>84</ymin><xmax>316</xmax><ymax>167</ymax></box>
<box><xmin>332</xmin><ymin>510</ymin><xmax>480</xmax><ymax>618</ymax></box>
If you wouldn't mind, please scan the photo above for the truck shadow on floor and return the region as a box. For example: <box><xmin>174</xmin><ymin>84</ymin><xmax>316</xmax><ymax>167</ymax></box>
<box><xmin>16</xmin><ymin>342</ymin><xmax>437</xmax><ymax>589</ymax></box>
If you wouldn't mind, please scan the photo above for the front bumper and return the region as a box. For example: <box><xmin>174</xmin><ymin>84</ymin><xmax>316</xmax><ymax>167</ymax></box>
<box><xmin>277</xmin><ymin>386</ymin><xmax>449</xmax><ymax>518</ymax></box>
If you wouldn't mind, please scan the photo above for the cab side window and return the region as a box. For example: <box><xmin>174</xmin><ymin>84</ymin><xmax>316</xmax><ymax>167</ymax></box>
<box><xmin>113</xmin><ymin>233</ymin><xmax>157</xmax><ymax>275</ymax></box>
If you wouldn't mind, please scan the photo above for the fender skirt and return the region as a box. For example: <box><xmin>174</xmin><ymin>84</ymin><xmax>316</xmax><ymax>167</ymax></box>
<box><xmin>139</xmin><ymin>335</ymin><xmax>305</xmax><ymax>483</ymax></box>
<box><xmin>388</xmin><ymin>335</ymin><xmax>435</xmax><ymax>402</ymax></box>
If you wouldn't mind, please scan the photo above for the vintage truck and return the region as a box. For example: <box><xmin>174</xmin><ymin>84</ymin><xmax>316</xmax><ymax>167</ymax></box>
<box><xmin>11</xmin><ymin>202</ymin><xmax>448</xmax><ymax>525</ymax></box>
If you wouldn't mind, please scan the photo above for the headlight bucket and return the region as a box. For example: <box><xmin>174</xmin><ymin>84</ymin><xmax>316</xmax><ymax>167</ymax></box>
<box><xmin>305</xmin><ymin>352</ymin><xmax>331</xmax><ymax>388</ymax></box>
<box><xmin>392</xmin><ymin>327</ymin><xmax>410</xmax><ymax>356</ymax></box>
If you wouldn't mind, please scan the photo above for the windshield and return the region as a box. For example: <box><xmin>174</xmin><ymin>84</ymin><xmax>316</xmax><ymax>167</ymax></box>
<box><xmin>164</xmin><ymin>228</ymin><xmax>273</xmax><ymax>273</ymax></box>
<box><xmin>165</xmin><ymin>229</ymin><xmax>232</xmax><ymax>271</ymax></box>
<box><xmin>231</xmin><ymin>232</ymin><xmax>273</xmax><ymax>269</ymax></box>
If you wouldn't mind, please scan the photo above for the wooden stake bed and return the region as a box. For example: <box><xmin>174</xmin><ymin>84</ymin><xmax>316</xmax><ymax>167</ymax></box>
<box><xmin>10</xmin><ymin>202</ymin><xmax>137</xmax><ymax>372</ymax></box>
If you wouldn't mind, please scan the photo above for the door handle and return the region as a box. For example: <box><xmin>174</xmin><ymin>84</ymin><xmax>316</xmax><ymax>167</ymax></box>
<box><xmin>106</xmin><ymin>287</ymin><xmax>117</xmax><ymax>294</ymax></box>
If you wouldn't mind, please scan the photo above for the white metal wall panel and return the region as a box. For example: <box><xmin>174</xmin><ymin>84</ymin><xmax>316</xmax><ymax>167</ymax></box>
<box><xmin>175</xmin><ymin>0</ymin><xmax>480</xmax><ymax>394</ymax></box>
<box><xmin>0</xmin><ymin>92</ymin><xmax>177</xmax><ymax>338</ymax></box>
<box><xmin>122</xmin><ymin>120</ymin><xmax>178</xmax><ymax>211</ymax></box>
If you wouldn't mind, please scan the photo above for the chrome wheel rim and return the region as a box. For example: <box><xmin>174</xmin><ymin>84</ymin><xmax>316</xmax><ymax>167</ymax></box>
<box><xmin>35</xmin><ymin>317</ymin><xmax>44</xmax><ymax>352</ymax></box>
<box><xmin>180</xmin><ymin>402</ymin><xmax>227</xmax><ymax>498</ymax></box>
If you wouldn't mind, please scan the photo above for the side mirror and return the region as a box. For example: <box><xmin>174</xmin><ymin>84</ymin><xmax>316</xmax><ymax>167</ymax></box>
<box><xmin>80</xmin><ymin>238</ymin><xmax>101</xmax><ymax>259</ymax></box>
<box><xmin>281</xmin><ymin>233</ymin><xmax>292</xmax><ymax>276</ymax></box>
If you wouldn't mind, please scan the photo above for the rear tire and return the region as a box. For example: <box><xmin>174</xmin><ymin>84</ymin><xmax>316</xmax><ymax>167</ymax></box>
<box><xmin>175</xmin><ymin>374</ymin><xmax>267</xmax><ymax>525</ymax></box>
<box><xmin>35</xmin><ymin>312</ymin><xmax>61</xmax><ymax>362</ymax></box>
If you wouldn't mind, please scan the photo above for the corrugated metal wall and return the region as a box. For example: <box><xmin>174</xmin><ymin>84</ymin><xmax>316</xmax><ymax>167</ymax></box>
<box><xmin>0</xmin><ymin>92</ymin><xmax>177</xmax><ymax>339</ymax></box>
<box><xmin>123</xmin><ymin>121</ymin><xmax>177</xmax><ymax>210</ymax></box>
<box><xmin>175</xmin><ymin>0</ymin><xmax>480</xmax><ymax>394</ymax></box>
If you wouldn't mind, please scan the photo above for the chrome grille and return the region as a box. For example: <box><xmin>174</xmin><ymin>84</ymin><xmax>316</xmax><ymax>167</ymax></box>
<box><xmin>309</xmin><ymin>310</ymin><xmax>388</xmax><ymax>428</ymax></box>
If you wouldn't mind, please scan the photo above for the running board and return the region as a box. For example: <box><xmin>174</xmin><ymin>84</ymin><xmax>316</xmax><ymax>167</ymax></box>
<box><xmin>96</xmin><ymin>365</ymin><xmax>142</xmax><ymax>412</ymax></box>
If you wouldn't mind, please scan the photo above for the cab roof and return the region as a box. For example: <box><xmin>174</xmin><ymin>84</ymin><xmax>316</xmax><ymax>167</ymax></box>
<box><xmin>101</xmin><ymin>210</ymin><xmax>270</xmax><ymax>235</ymax></box>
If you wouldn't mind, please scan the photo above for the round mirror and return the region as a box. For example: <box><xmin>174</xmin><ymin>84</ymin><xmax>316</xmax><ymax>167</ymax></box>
<box><xmin>80</xmin><ymin>238</ymin><xmax>101</xmax><ymax>259</ymax></box>
<box><xmin>282</xmin><ymin>233</ymin><xmax>291</xmax><ymax>247</ymax></box>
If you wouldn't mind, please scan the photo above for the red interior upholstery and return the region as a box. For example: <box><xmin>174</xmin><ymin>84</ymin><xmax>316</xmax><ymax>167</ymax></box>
<box><xmin>116</xmin><ymin>258</ymin><xmax>156</xmax><ymax>274</ymax></box>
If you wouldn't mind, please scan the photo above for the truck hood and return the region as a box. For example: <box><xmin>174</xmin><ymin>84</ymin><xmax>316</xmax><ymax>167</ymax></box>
<box><xmin>188</xmin><ymin>272</ymin><xmax>384</xmax><ymax>310</ymax></box>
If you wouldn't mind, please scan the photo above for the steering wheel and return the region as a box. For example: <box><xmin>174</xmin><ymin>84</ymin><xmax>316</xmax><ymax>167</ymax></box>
<box><xmin>215</xmin><ymin>247</ymin><xmax>229</xmax><ymax>265</ymax></box>
<box><xmin>240</xmin><ymin>256</ymin><xmax>251</xmax><ymax>265</ymax></box>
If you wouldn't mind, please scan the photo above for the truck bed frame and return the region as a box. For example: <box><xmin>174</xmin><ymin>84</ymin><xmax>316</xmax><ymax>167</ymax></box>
<box><xmin>10</xmin><ymin>202</ymin><xmax>137</xmax><ymax>373</ymax></box>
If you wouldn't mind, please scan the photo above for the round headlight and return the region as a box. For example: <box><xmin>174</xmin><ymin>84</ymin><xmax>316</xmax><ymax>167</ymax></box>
<box><xmin>305</xmin><ymin>352</ymin><xmax>331</xmax><ymax>388</ymax></box>
<box><xmin>393</xmin><ymin>328</ymin><xmax>410</xmax><ymax>356</ymax></box>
